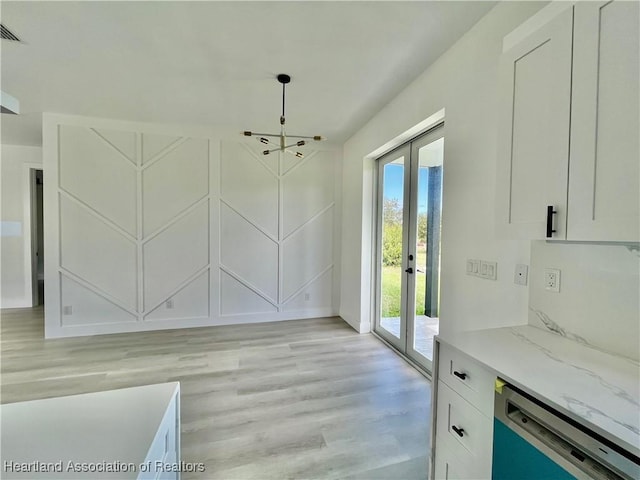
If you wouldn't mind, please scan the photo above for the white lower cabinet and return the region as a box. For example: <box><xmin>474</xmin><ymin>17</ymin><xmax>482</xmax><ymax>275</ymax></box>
<box><xmin>431</xmin><ymin>342</ymin><xmax>495</xmax><ymax>480</ymax></box>
<box><xmin>0</xmin><ymin>382</ymin><xmax>181</xmax><ymax>480</ymax></box>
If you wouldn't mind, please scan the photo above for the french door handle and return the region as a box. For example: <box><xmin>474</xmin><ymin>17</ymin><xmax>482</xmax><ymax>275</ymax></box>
<box><xmin>405</xmin><ymin>267</ymin><xmax>413</xmax><ymax>274</ymax></box>
<box><xmin>451</xmin><ymin>425</ymin><xmax>465</xmax><ymax>437</ymax></box>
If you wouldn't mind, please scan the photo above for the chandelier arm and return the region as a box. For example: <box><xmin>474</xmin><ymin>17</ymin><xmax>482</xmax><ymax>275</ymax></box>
<box><xmin>285</xmin><ymin>149</ymin><xmax>304</xmax><ymax>158</ymax></box>
<box><xmin>283</xmin><ymin>134</ymin><xmax>324</xmax><ymax>140</ymax></box>
<box><xmin>246</xmin><ymin>132</ymin><xmax>281</xmax><ymax>138</ymax></box>
<box><xmin>261</xmin><ymin>146</ymin><xmax>283</xmax><ymax>155</ymax></box>
<box><xmin>261</xmin><ymin>139</ymin><xmax>281</xmax><ymax>148</ymax></box>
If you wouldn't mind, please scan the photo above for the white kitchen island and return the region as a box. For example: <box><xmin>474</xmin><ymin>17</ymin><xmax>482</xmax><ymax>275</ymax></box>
<box><xmin>1</xmin><ymin>382</ymin><xmax>181</xmax><ymax>479</ymax></box>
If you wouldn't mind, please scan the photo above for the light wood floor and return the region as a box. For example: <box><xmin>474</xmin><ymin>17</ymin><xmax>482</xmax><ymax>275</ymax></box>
<box><xmin>1</xmin><ymin>307</ymin><xmax>431</xmax><ymax>479</ymax></box>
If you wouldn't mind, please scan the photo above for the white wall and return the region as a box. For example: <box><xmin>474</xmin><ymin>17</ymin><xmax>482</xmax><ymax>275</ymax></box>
<box><xmin>528</xmin><ymin>241</ymin><xmax>640</xmax><ymax>361</ymax></box>
<box><xmin>43</xmin><ymin>114</ymin><xmax>341</xmax><ymax>337</ymax></box>
<box><xmin>0</xmin><ymin>144</ymin><xmax>43</xmax><ymax>308</ymax></box>
<box><xmin>340</xmin><ymin>2</ymin><xmax>547</xmax><ymax>336</ymax></box>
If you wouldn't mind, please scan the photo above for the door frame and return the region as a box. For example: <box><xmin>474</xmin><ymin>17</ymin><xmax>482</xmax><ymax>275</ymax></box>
<box><xmin>405</xmin><ymin>126</ymin><xmax>444</xmax><ymax>372</ymax></box>
<box><xmin>373</xmin><ymin>143</ymin><xmax>411</xmax><ymax>352</ymax></box>
<box><xmin>373</xmin><ymin>123</ymin><xmax>444</xmax><ymax>373</ymax></box>
<box><xmin>23</xmin><ymin>164</ymin><xmax>44</xmax><ymax>307</ymax></box>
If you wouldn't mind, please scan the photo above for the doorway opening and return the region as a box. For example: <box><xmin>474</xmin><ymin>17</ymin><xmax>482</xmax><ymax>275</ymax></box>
<box><xmin>30</xmin><ymin>168</ymin><xmax>44</xmax><ymax>306</ymax></box>
<box><xmin>374</xmin><ymin>124</ymin><xmax>444</xmax><ymax>374</ymax></box>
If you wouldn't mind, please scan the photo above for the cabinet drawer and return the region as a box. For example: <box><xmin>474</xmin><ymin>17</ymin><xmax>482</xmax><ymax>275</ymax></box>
<box><xmin>433</xmin><ymin>440</ymin><xmax>488</xmax><ymax>480</ymax></box>
<box><xmin>433</xmin><ymin>444</ymin><xmax>468</xmax><ymax>480</ymax></box>
<box><xmin>435</xmin><ymin>381</ymin><xmax>493</xmax><ymax>472</ymax></box>
<box><xmin>438</xmin><ymin>344</ymin><xmax>495</xmax><ymax>417</ymax></box>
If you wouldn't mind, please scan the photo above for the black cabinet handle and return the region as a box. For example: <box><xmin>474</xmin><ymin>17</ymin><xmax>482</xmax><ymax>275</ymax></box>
<box><xmin>546</xmin><ymin>205</ymin><xmax>557</xmax><ymax>238</ymax></box>
<box><xmin>405</xmin><ymin>267</ymin><xmax>413</xmax><ymax>274</ymax></box>
<box><xmin>452</xmin><ymin>425</ymin><xmax>465</xmax><ymax>437</ymax></box>
<box><xmin>453</xmin><ymin>371</ymin><xmax>467</xmax><ymax>380</ymax></box>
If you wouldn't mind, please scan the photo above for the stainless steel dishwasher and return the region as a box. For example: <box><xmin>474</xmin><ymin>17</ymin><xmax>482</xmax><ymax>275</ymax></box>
<box><xmin>492</xmin><ymin>383</ymin><xmax>639</xmax><ymax>480</ymax></box>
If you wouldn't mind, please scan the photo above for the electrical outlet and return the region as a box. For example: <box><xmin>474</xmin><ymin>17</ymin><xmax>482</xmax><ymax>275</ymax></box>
<box><xmin>544</xmin><ymin>268</ymin><xmax>561</xmax><ymax>293</ymax></box>
<box><xmin>304</xmin><ymin>293</ymin><xmax>310</xmax><ymax>301</ymax></box>
<box><xmin>514</xmin><ymin>264</ymin><xmax>528</xmax><ymax>286</ymax></box>
<box><xmin>62</xmin><ymin>305</ymin><xmax>73</xmax><ymax>315</ymax></box>
<box><xmin>165</xmin><ymin>299</ymin><xmax>174</xmax><ymax>309</ymax></box>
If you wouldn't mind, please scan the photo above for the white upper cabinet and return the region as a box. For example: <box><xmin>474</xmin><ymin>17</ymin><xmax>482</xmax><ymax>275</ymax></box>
<box><xmin>568</xmin><ymin>0</ymin><xmax>639</xmax><ymax>242</ymax></box>
<box><xmin>497</xmin><ymin>1</ymin><xmax>639</xmax><ymax>242</ymax></box>
<box><xmin>496</xmin><ymin>7</ymin><xmax>573</xmax><ymax>240</ymax></box>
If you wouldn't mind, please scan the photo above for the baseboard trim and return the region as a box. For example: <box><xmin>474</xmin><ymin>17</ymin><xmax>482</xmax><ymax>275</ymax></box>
<box><xmin>45</xmin><ymin>308</ymin><xmax>340</xmax><ymax>338</ymax></box>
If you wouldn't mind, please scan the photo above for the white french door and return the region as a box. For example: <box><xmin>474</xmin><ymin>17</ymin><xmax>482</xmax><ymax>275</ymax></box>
<box><xmin>374</xmin><ymin>124</ymin><xmax>444</xmax><ymax>373</ymax></box>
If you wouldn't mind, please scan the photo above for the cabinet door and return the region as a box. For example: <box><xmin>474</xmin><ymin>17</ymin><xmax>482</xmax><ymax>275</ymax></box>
<box><xmin>568</xmin><ymin>0</ymin><xmax>639</xmax><ymax>242</ymax></box>
<box><xmin>496</xmin><ymin>7</ymin><xmax>573</xmax><ymax>239</ymax></box>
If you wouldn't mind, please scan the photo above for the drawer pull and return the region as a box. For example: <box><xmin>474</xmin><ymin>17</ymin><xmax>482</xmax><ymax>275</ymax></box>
<box><xmin>453</xmin><ymin>370</ymin><xmax>467</xmax><ymax>380</ymax></box>
<box><xmin>451</xmin><ymin>425</ymin><xmax>465</xmax><ymax>437</ymax></box>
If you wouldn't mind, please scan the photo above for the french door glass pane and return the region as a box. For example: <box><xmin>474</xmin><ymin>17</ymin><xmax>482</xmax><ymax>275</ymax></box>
<box><xmin>379</xmin><ymin>158</ymin><xmax>405</xmax><ymax>339</ymax></box>
<box><xmin>412</xmin><ymin>138</ymin><xmax>443</xmax><ymax>362</ymax></box>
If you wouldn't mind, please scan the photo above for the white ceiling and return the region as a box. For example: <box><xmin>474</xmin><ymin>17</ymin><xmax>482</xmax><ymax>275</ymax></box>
<box><xmin>0</xmin><ymin>1</ymin><xmax>495</xmax><ymax>146</ymax></box>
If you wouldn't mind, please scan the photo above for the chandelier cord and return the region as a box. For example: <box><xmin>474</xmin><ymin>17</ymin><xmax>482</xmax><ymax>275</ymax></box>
<box><xmin>281</xmin><ymin>82</ymin><xmax>286</xmax><ymax>125</ymax></box>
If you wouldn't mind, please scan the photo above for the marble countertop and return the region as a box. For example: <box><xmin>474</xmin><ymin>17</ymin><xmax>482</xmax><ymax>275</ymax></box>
<box><xmin>437</xmin><ymin>325</ymin><xmax>640</xmax><ymax>458</ymax></box>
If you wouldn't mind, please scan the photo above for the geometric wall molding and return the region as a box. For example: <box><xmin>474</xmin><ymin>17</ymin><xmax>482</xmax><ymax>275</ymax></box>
<box><xmin>282</xmin><ymin>268</ymin><xmax>333</xmax><ymax>311</ymax></box>
<box><xmin>92</xmin><ymin>128</ymin><xmax>137</xmax><ymax>165</ymax></box>
<box><xmin>282</xmin><ymin>207</ymin><xmax>334</xmax><ymax>301</ymax></box>
<box><xmin>220</xmin><ymin>202</ymin><xmax>278</xmax><ymax>302</ymax></box>
<box><xmin>59</xmin><ymin>195</ymin><xmax>138</xmax><ymax>310</ymax></box>
<box><xmin>220</xmin><ymin>140</ymin><xmax>337</xmax><ymax>316</ymax></box>
<box><xmin>142</xmin><ymin>133</ymin><xmax>182</xmax><ymax>165</ymax></box>
<box><xmin>59</xmin><ymin>125</ymin><xmax>137</xmax><ymax>235</ymax></box>
<box><xmin>221</xmin><ymin>142</ymin><xmax>278</xmax><ymax>238</ymax></box>
<box><xmin>220</xmin><ymin>270</ymin><xmax>278</xmax><ymax>316</ymax></box>
<box><xmin>51</xmin><ymin>119</ymin><xmax>213</xmax><ymax>335</ymax></box>
<box><xmin>60</xmin><ymin>273</ymin><xmax>137</xmax><ymax>327</ymax></box>
<box><xmin>142</xmin><ymin>137</ymin><xmax>209</xmax><ymax>236</ymax></box>
<box><xmin>46</xmin><ymin>115</ymin><xmax>337</xmax><ymax>338</ymax></box>
<box><xmin>282</xmin><ymin>150</ymin><xmax>334</xmax><ymax>237</ymax></box>
<box><xmin>143</xmin><ymin>202</ymin><xmax>210</xmax><ymax>311</ymax></box>
<box><xmin>144</xmin><ymin>271</ymin><xmax>209</xmax><ymax>321</ymax></box>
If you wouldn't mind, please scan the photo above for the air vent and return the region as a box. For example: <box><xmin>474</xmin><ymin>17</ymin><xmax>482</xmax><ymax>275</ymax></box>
<box><xmin>1</xmin><ymin>24</ymin><xmax>20</xmax><ymax>42</ymax></box>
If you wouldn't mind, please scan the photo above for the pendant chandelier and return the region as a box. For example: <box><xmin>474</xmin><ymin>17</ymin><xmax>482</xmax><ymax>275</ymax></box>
<box><xmin>243</xmin><ymin>74</ymin><xmax>323</xmax><ymax>158</ymax></box>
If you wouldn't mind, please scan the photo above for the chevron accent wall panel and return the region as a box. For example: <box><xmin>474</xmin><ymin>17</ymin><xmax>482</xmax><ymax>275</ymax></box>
<box><xmin>59</xmin><ymin>195</ymin><xmax>138</xmax><ymax>309</ymax></box>
<box><xmin>219</xmin><ymin>142</ymin><xmax>337</xmax><ymax>317</ymax></box>
<box><xmin>221</xmin><ymin>142</ymin><xmax>279</xmax><ymax>238</ymax></box>
<box><xmin>46</xmin><ymin>116</ymin><xmax>338</xmax><ymax>338</ymax></box>
<box><xmin>60</xmin><ymin>274</ymin><xmax>137</xmax><ymax>326</ymax></box>
<box><xmin>143</xmin><ymin>202</ymin><xmax>210</xmax><ymax>311</ymax></box>
<box><xmin>142</xmin><ymin>137</ymin><xmax>209</xmax><ymax>236</ymax></box>
<box><xmin>51</xmin><ymin>121</ymin><xmax>212</xmax><ymax>335</ymax></box>
<box><xmin>59</xmin><ymin>125</ymin><xmax>137</xmax><ymax>235</ymax></box>
<box><xmin>282</xmin><ymin>150</ymin><xmax>335</xmax><ymax>237</ymax></box>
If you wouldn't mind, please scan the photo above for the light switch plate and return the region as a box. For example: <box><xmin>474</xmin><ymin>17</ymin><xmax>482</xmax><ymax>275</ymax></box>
<box><xmin>466</xmin><ymin>260</ymin><xmax>474</xmax><ymax>274</ymax></box>
<box><xmin>486</xmin><ymin>261</ymin><xmax>497</xmax><ymax>280</ymax></box>
<box><xmin>472</xmin><ymin>259</ymin><xmax>480</xmax><ymax>275</ymax></box>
